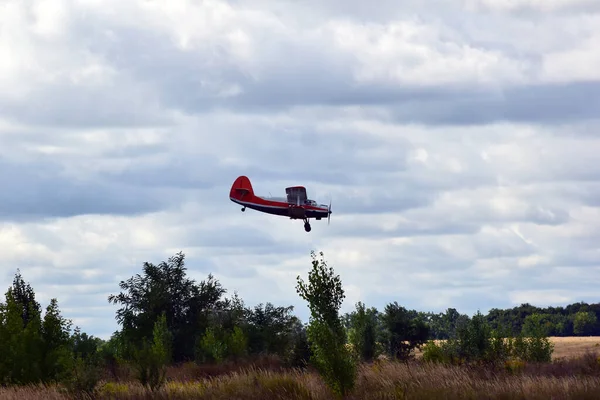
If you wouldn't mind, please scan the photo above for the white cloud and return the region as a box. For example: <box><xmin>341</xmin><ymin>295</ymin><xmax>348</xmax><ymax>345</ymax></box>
<box><xmin>0</xmin><ymin>0</ymin><xmax>599</xmax><ymax>338</ymax></box>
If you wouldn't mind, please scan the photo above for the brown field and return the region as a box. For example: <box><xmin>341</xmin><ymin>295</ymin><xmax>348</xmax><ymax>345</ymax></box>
<box><xmin>1</xmin><ymin>338</ymin><xmax>600</xmax><ymax>399</ymax></box>
<box><xmin>413</xmin><ymin>336</ymin><xmax>600</xmax><ymax>360</ymax></box>
<box><xmin>550</xmin><ymin>336</ymin><xmax>600</xmax><ymax>359</ymax></box>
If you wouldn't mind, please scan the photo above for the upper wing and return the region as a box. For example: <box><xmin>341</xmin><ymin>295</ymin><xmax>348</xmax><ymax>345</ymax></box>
<box><xmin>285</xmin><ymin>186</ymin><xmax>308</xmax><ymax>204</ymax></box>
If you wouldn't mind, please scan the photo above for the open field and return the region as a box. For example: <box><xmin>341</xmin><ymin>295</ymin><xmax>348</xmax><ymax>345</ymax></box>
<box><xmin>413</xmin><ymin>336</ymin><xmax>600</xmax><ymax>360</ymax></box>
<box><xmin>550</xmin><ymin>336</ymin><xmax>600</xmax><ymax>359</ymax></box>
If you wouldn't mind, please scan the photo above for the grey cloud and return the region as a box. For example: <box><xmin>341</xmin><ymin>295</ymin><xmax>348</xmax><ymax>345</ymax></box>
<box><xmin>389</xmin><ymin>81</ymin><xmax>600</xmax><ymax>126</ymax></box>
<box><xmin>6</xmin><ymin>2</ymin><xmax>594</xmax><ymax>131</ymax></box>
<box><xmin>0</xmin><ymin>158</ymin><xmax>174</xmax><ymax>221</ymax></box>
<box><xmin>60</xmin><ymin>13</ymin><xmax>599</xmax><ymax>128</ymax></box>
<box><xmin>0</xmin><ymin>78</ymin><xmax>172</xmax><ymax>129</ymax></box>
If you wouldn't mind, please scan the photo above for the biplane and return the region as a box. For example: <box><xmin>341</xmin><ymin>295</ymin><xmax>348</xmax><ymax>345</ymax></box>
<box><xmin>229</xmin><ymin>175</ymin><xmax>332</xmax><ymax>232</ymax></box>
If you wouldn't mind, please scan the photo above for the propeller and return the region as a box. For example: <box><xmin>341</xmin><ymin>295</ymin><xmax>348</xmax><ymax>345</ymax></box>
<box><xmin>327</xmin><ymin>198</ymin><xmax>332</xmax><ymax>225</ymax></box>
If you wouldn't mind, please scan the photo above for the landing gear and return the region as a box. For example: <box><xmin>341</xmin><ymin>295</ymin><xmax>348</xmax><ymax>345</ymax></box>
<box><xmin>241</xmin><ymin>206</ymin><xmax>246</xmax><ymax>212</ymax></box>
<box><xmin>303</xmin><ymin>218</ymin><xmax>311</xmax><ymax>232</ymax></box>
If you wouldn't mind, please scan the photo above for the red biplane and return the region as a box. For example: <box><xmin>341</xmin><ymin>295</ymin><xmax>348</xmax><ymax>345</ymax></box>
<box><xmin>229</xmin><ymin>175</ymin><xmax>332</xmax><ymax>232</ymax></box>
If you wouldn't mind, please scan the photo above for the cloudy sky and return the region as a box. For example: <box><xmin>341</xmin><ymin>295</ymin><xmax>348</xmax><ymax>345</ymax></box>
<box><xmin>2</xmin><ymin>0</ymin><xmax>600</xmax><ymax>339</ymax></box>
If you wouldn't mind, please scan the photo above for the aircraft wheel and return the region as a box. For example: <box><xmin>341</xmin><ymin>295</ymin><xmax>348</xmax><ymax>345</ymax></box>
<box><xmin>241</xmin><ymin>207</ymin><xmax>246</xmax><ymax>212</ymax></box>
<box><xmin>304</xmin><ymin>223</ymin><xmax>311</xmax><ymax>232</ymax></box>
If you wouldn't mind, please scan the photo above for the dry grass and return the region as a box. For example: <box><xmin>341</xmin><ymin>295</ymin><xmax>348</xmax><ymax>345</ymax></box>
<box><xmin>551</xmin><ymin>337</ymin><xmax>600</xmax><ymax>359</ymax></box>
<box><xmin>3</xmin><ymin>339</ymin><xmax>600</xmax><ymax>399</ymax></box>
<box><xmin>3</xmin><ymin>352</ymin><xmax>600</xmax><ymax>399</ymax></box>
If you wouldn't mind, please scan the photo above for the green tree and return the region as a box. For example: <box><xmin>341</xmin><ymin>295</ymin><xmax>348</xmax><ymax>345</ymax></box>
<box><xmin>515</xmin><ymin>312</ymin><xmax>554</xmax><ymax>362</ymax></box>
<box><xmin>455</xmin><ymin>311</ymin><xmax>491</xmax><ymax>362</ymax></box>
<box><xmin>296</xmin><ymin>251</ymin><xmax>357</xmax><ymax>398</ymax></box>
<box><xmin>0</xmin><ymin>273</ymin><xmax>44</xmax><ymax>385</ymax></box>
<box><xmin>286</xmin><ymin>320</ymin><xmax>312</xmax><ymax>368</ymax></box>
<box><xmin>135</xmin><ymin>312</ymin><xmax>172</xmax><ymax>392</ymax></box>
<box><xmin>40</xmin><ymin>298</ymin><xmax>73</xmax><ymax>383</ymax></box>
<box><xmin>195</xmin><ymin>326</ymin><xmax>226</xmax><ymax>363</ymax></box>
<box><xmin>347</xmin><ymin>302</ymin><xmax>378</xmax><ymax>362</ymax></box>
<box><xmin>226</xmin><ymin>326</ymin><xmax>248</xmax><ymax>360</ymax></box>
<box><xmin>573</xmin><ymin>311</ymin><xmax>597</xmax><ymax>336</ymax></box>
<box><xmin>381</xmin><ymin>302</ymin><xmax>429</xmax><ymax>360</ymax></box>
<box><xmin>522</xmin><ymin>313</ymin><xmax>554</xmax><ymax>337</ymax></box>
<box><xmin>108</xmin><ymin>252</ymin><xmax>228</xmax><ymax>362</ymax></box>
<box><xmin>245</xmin><ymin>302</ymin><xmax>298</xmax><ymax>356</ymax></box>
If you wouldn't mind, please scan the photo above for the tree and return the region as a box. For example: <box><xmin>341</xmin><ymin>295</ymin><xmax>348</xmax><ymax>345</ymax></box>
<box><xmin>135</xmin><ymin>312</ymin><xmax>171</xmax><ymax>392</ymax></box>
<box><xmin>522</xmin><ymin>313</ymin><xmax>554</xmax><ymax>337</ymax></box>
<box><xmin>108</xmin><ymin>252</ymin><xmax>228</xmax><ymax>362</ymax></box>
<box><xmin>381</xmin><ymin>302</ymin><xmax>429</xmax><ymax>360</ymax></box>
<box><xmin>296</xmin><ymin>251</ymin><xmax>357</xmax><ymax>398</ymax></box>
<box><xmin>40</xmin><ymin>298</ymin><xmax>73</xmax><ymax>383</ymax></box>
<box><xmin>455</xmin><ymin>311</ymin><xmax>491</xmax><ymax>362</ymax></box>
<box><xmin>346</xmin><ymin>302</ymin><xmax>378</xmax><ymax>362</ymax></box>
<box><xmin>0</xmin><ymin>274</ymin><xmax>44</xmax><ymax>385</ymax></box>
<box><xmin>10</xmin><ymin>270</ymin><xmax>41</xmax><ymax>327</ymax></box>
<box><xmin>573</xmin><ymin>311</ymin><xmax>597</xmax><ymax>336</ymax></box>
<box><xmin>245</xmin><ymin>302</ymin><xmax>297</xmax><ymax>356</ymax></box>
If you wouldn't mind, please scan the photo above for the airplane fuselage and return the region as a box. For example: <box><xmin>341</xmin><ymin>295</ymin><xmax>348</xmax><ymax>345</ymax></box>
<box><xmin>229</xmin><ymin>196</ymin><xmax>330</xmax><ymax>219</ymax></box>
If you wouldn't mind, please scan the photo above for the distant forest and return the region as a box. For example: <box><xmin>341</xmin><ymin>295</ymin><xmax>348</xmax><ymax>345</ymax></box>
<box><xmin>418</xmin><ymin>302</ymin><xmax>599</xmax><ymax>340</ymax></box>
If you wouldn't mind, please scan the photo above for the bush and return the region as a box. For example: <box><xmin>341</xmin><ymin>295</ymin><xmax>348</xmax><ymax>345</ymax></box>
<box><xmin>421</xmin><ymin>341</ymin><xmax>446</xmax><ymax>363</ymax></box>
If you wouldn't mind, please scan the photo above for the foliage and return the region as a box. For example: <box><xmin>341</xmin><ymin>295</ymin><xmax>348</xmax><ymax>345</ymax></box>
<box><xmin>286</xmin><ymin>320</ymin><xmax>312</xmax><ymax>368</ymax></box>
<box><xmin>196</xmin><ymin>326</ymin><xmax>227</xmax><ymax>363</ymax></box>
<box><xmin>422</xmin><ymin>309</ymin><xmax>554</xmax><ymax>365</ymax></box>
<box><xmin>134</xmin><ymin>312</ymin><xmax>172</xmax><ymax>392</ymax></box>
<box><xmin>346</xmin><ymin>302</ymin><xmax>379</xmax><ymax>362</ymax></box>
<box><xmin>63</xmin><ymin>354</ymin><xmax>102</xmax><ymax>399</ymax></box>
<box><xmin>381</xmin><ymin>302</ymin><xmax>430</xmax><ymax>360</ymax></box>
<box><xmin>296</xmin><ymin>251</ymin><xmax>357</xmax><ymax>397</ymax></box>
<box><xmin>245</xmin><ymin>302</ymin><xmax>298</xmax><ymax>356</ymax></box>
<box><xmin>108</xmin><ymin>252</ymin><xmax>228</xmax><ymax>362</ymax></box>
<box><xmin>573</xmin><ymin>311</ymin><xmax>598</xmax><ymax>336</ymax></box>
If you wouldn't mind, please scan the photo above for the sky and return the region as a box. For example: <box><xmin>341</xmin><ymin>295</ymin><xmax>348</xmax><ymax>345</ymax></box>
<box><xmin>1</xmin><ymin>0</ymin><xmax>600</xmax><ymax>339</ymax></box>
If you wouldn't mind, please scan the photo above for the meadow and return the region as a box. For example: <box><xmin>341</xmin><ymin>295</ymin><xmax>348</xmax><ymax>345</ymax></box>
<box><xmin>1</xmin><ymin>338</ymin><xmax>600</xmax><ymax>400</ymax></box>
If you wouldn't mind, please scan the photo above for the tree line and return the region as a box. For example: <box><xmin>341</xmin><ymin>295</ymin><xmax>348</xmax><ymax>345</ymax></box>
<box><xmin>0</xmin><ymin>251</ymin><xmax>586</xmax><ymax>397</ymax></box>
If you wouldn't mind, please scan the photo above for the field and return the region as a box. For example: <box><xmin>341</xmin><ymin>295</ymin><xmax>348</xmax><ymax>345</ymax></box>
<box><xmin>411</xmin><ymin>336</ymin><xmax>600</xmax><ymax>360</ymax></box>
<box><xmin>2</xmin><ymin>337</ymin><xmax>600</xmax><ymax>399</ymax></box>
<box><xmin>549</xmin><ymin>336</ymin><xmax>600</xmax><ymax>359</ymax></box>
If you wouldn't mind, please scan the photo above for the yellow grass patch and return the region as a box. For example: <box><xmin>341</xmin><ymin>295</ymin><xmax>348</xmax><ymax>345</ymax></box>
<box><xmin>413</xmin><ymin>336</ymin><xmax>600</xmax><ymax>360</ymax></box>
<box><xmin>550</xmin><ymin>336</ymin><xmax>600</xmax><ymax>359</ymax></box>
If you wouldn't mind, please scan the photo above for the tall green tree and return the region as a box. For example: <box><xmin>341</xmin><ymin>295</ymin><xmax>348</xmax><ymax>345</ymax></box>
<box><xmin>573</xmin><ymin>311</ymin><xmax>597</xmax><ymax>336</ymax></box>
<box><xmin>245</xmin><ymin>302</ymin><xmax>298</xmax><ymax>356</ymax></box>
<box><xmin>296</xmin><ymin>251</ymin><xmax>357</xmax><ymax>398</ymax></box>
<box><xmin>346</xmin><ymin>302</ymin><xmax>378</xmax><ymax>362</ymax></box>
<box><xmin>108</xmin><ymin>252</ymin><xmax>228</xmax><ymax>362</ymax></box>
<box><xmin>0</xmin><ymin>273</ymin><xmax>44</xmax><ymax>384</ymax></box>
<box><xmin>40</xmin><ymin>298</ymin><xmax>73</xmax><ymax>383</ymax></box>
<box><xmin>381</xmin><ymin>302</ymin><xmax>429</xmax><ymax>360</ymax></box>
<box><xmin>135</xmin><ymin>312</ymin><xmax>172</xmax><ymax>392</ymax></box>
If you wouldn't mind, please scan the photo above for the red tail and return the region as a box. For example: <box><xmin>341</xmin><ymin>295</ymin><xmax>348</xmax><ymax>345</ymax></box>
<box><xmin>229</xmin><ymin>176</ymin><xmax>254</xmax><ymax>200</ymax></box>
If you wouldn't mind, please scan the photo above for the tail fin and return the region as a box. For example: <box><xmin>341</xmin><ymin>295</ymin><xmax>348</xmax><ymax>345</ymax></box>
<box><xmin>229</xmin><ymin>175</ymin><xmax>254</xmax><ymax>200</ymax></box>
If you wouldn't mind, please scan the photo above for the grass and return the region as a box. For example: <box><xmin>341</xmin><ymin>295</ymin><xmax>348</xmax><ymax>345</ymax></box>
<box><xmin>3</xmin><ymin>338</ymin><xmax>600</xmax><ymax>399</ymax></box>
<box><xmin>550</xmin><ymin>336</ymin><xmax>600</xmax><ymax>359</ymax></box>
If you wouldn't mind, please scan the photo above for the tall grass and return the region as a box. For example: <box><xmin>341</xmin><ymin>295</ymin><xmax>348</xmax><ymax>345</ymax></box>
<box><xmin>2</xmin><ymin>352</ymin><xmax>600</xmax><ymax>399</ymax></box>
